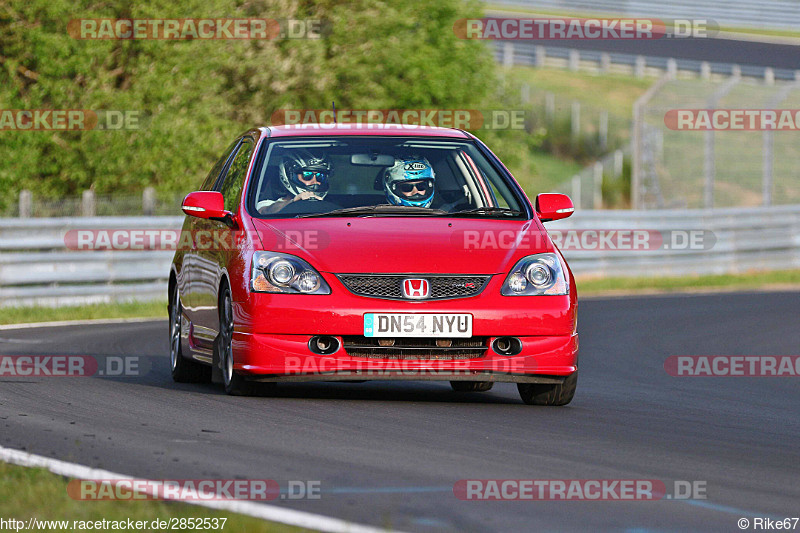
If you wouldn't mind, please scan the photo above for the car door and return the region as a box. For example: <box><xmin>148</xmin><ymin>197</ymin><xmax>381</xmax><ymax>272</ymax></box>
<box><xmin>182</xmin><ymin>139</ymin><xmax>240</xmax><ymax>345</ymax></box>
<box><xmin>191</xmin><ymin>138</ymin><xmax>256</xmax><ymax>348</ymax></box>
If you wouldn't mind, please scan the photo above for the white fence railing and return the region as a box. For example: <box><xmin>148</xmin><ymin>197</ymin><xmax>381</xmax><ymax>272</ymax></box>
<box><xmin>1</xmin><ymin>207</ymin><xmax>798</xmax><ymax>306</ymax></box>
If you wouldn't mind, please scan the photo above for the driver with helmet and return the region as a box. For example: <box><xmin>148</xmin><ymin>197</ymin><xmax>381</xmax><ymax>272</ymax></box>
<box><xmin>257</xmin><ymin>150</ymin><xmax>331</xmax><ymax>214</ymax></box>
<box><xmin>383</xmin><ymin>157</ymin><xmax>435</xmax><ymax>208</ymax></box>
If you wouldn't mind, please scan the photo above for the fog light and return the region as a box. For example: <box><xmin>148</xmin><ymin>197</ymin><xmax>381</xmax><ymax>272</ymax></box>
<box><xmin>309</xmin><ymin>335</ymin><xmax>340</xmax><ymax>355</ymax></box>
<box><xmin>492</xmin><ymin>337</ymin><xmax>522</xmax><ymax>356</ymax></box>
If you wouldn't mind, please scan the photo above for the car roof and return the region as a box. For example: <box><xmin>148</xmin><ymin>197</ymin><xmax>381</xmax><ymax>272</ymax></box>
<box><xmin>261</xmin><ymin>123</ymin><xmax>473</xmax><ymax>139</ymax></box>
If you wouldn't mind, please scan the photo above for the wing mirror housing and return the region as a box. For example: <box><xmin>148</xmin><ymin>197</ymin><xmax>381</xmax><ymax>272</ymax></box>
<box><xmin>536</xmin><ymin>193</ymin><xmax>575</xmax><ymax>222</ymax></box>
<box><xmin>182</xmin><ymin>191</ymin><xmax>236</xmax><ymax>227</ymax></box>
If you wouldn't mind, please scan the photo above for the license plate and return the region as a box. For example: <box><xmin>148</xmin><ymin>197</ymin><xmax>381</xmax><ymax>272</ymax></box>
<box><xmin>364</xmin><ymin>313</ymin><xmax>472</xmax><ymax>338</ymax></box>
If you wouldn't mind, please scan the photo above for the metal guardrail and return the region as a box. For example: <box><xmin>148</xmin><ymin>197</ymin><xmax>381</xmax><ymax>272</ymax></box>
<box><xmin>490</xmin><ymin>0</ymin><xmax>800</xmax><ymax>31</ymax></box>
<box><xmin>493</xmin><ymin>42</ymin><xmax>800</xmax><ymax>81</ymax></box>
<box><xmin>1</xmin><ymin>208</ymin><xmax>798</xmax><ymax>306</ymax></box>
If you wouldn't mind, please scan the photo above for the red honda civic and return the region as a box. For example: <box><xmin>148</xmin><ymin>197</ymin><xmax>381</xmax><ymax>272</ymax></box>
<box><xmin>169</xmin><ymin>124</ymin><xmax>578</xmax><ymax>405</ymax></box>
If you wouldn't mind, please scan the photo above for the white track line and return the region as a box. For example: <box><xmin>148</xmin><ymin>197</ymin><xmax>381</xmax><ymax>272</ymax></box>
<box><xmin>0</xmin><ymin>445</ymin><xmax>399</xmax><ymax>533</ymax></box>
<box><xmin>0</xmin><ymin>317</ymin><xmax>163</xmax><ymax>331</ymax></box>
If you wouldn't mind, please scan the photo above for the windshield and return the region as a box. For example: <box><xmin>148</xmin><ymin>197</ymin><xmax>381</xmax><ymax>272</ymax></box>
<box><xmin>246</xmin><ymin>136</ymin><xmax>527</xmax><ymax>218</ymax></box>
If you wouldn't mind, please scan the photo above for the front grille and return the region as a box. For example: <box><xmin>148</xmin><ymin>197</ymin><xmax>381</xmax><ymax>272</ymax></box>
<box><xmin>337</xmin><ymin>274</ymin><xmax>491</xmax><ymax>300</ymax></box>
<box><xmin>342</xmin><ymin>336</ymin><xmax>488</xmax><ymax>360</ymax></box>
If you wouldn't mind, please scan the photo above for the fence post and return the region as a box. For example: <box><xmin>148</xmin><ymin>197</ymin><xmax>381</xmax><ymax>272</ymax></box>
<box><xmin>634</xmin><ymin>56</ymin><xmax>646</xmax><ymax>78</ymax></box>
<box><xmin>545</xmin><ymin>92</ymin><xmax>555</xmax><ymax>124</ymax></box>
<box><xmin>613</xmin><ymin>149</ymin><xmax>624</xmax><ymax>178</ymax></box>
<box><xmin>593</xmin><ymin>162</ymin><xmax>603</xmax><ymax>209</ymax></box>
<box><xmin>19</xmin><ymin>190</ymin><xmax>32</xmax><ymax>218</ymax></box>
<box><xmin>82</xmin><ymin>190</ymin><xmax>96</xmax><ymax>217</ymax></box>
<box><xmin>535</xmin><ymin>45</ymin><xmax>546</xmax><ymax>67</ymax></box>
<box><xmin>599</xmin><ymin>111</ymin><xmax>608</xmax><ymax>152</ymax></box>
<box><xmin>568</xmin><ymin>49</ymin><xmax>579</xmax><ymax>71</ymax></box>
<box><xmin>571</xmin><ymin>176</ymin><xmax>581</xmax><ymax>209</ymax></box>
<box><xmin>143</xmin><ymin>187</ymin><xmax>156</xmax><ymax>216</ymax></box>
<box><xmin>570</xmin><ymin>101</ymin><xmax>580</xmax><ymax>146</ymax></box>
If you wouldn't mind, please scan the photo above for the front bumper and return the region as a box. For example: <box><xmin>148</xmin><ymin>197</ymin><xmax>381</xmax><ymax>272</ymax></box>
<box><xmin>231</xmin><ymin>273</ymin><xmax>578</xmax><ymax>383</ymax></box>
<box><xmin>233</xmin><ymin>331</ymin><xmax>578</xmax><ymax>383</ymax></box>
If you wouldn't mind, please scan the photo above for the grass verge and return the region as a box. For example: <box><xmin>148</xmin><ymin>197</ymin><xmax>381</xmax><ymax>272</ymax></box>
<box><xmin>0</xmin><ymin>300</ymin><xmax>166</xmax><ymax>325</ymax></box>
<box><xmin>0</xmin><ymin>462</ymin><xmax>307</xmax><ymax>533</ymax></box>
<box><xmin>577</xmin><ymin>269</ymin><xmax>800</xmax><ymax>296</ymax></box>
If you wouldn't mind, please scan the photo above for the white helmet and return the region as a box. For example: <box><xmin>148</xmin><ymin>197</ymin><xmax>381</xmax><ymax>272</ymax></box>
<box><xmin>383</xmin><ymin>158</ymin><xmax>435</xmax><ymax>208</ymax></box>
<box><xmin>278</xmin><ymin>150</ymin><xmax>331</xmax><ymax>200</ymax></box>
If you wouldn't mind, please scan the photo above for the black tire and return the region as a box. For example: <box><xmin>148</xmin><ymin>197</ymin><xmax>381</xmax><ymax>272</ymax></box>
<box><xmin>169</xmin><ymin>285</ymin><xmax>210</xmax><ymax>383</ymax></box>
<box><xmin>450</xmin><ymin>381</ymin><xmax>494</xmax><ymax>392</ymax></box>
<box><xmin>517</xmin><ymin>371</ymin><xmax>577</xmax><ymax>406</ymax></box>
<box><xmin>218</xmin><ymin>287</ymin><xmax>256</xmax><ymax>396</ymax></box>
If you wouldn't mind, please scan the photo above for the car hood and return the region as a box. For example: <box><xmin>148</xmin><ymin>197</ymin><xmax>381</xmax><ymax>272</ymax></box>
<box><xmin>250</xmin><ymin>217</ymin><xmax>553</xmax><ymax>274</ymax></box>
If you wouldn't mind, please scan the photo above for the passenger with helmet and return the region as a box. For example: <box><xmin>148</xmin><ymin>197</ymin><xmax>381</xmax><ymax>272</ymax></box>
<box><xmin>257</xmin><ymin>150</ymin><xmax>331</xmax><ymax>214</ymax></box>
<box><xmin>383</xmin><ymin>157</ymin><xmax>435</xmax><ymax>208</ymax></box>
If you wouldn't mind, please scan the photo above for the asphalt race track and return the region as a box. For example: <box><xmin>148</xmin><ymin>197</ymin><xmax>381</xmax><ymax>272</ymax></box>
<box><xmin>1</xmin><ymin>291</ymin><xmax>798</xmax><ymax>532</ymax></box>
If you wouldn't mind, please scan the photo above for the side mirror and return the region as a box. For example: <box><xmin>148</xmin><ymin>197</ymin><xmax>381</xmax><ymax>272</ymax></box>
<box><xmin>182</xmin><ymin>191</ymin><xmax>231</xmax><ymax>222</ymax></box>
<box><xmin>536</xmin><ymin>193</ymin><xmax>574</xmax><ymax>222</ymax></box>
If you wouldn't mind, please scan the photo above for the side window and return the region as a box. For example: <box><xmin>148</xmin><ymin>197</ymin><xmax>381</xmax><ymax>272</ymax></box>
<box><xmin>201</xmin><ymin>140</ymin><xmax>240</xmax><ymax>191</ymax></box>
<box><xmin>220</xmin><ymin>141</ymin><xmax>255</xmax><ymax>213</ymax></box>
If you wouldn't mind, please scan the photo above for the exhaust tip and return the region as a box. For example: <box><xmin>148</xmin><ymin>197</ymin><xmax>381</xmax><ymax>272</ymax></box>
<box><xmin>492</xmin><ymin>336</ymin><xmax>522</xmax><ymax>356</ymax></box>
<box><xmin>309</xmin><ymin>335</ymin><xmax>340</xmax><ymax>355</ymax></box>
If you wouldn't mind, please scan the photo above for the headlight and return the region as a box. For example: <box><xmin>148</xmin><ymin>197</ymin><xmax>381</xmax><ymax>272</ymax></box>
<box><xmin>251</xmin><ymin>252</ymin><xmax>331</xmax><ymax>294</ymax></box>
<box><xmin>501</xmin><ymin>253</ymin><xmax>569</xmax><ymax>296</ymax></box>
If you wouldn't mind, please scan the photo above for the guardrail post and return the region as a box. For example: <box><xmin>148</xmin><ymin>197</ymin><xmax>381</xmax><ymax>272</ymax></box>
<box><xmin>634</xmin><ymin>56</ymin><xmax>646</xmax><ymax>78</ymax></box>
<box><xmin>764</xmin><ymin>68</ymin><xmax>775</xmax><ymax>85</ymax></box>
<box><xmin>19</xmin><ymin>190</ymin><xmax>32</xmax><ymax>218</ymax></box>
<box><xmin>535</xmin><ymin>45</ymin><xmax>546</xmax><ymax>67</ymax></box>
<box><xmin>700</xmin><ymin>62</ymin><xmax>711</xmax><ymax>80</ymax></box>
<box><xmin>593</xmin><ymin>162</ymin><xmax>603</xmax><ymax>209</ymax></box>
<box><xmin>143</xmin><ymin>187</ymin><xmax>156</xmax><ymax>216</ymax></box>
<box><xmin>82</xmin><ymin>190</ymin><xmax>96</xmax><ymax>217</ymax></box>
<box><xmin>731</xmin><ymin>64</ymin><xmax>741</xmax><ymax>78</ymax></box>
<box><xmin>599</xmin><ymin>111</ymin><xmax>609</xmax><ymax>152</ymax></box>
<box><xmin>600</xmin><ymin>53</ymin><xmax>610</xmax><ymax>74</ymax></box>
<box><xmin>666</xmin><ymin>58</ymin><xmax>677</xmax><ymax>77</ymax></box>
<box><xmin>570</xmin><ymin>101</ymin><xmax>580</xmax><ymax>145</ymax></box>
<box><xmin>502</xmin><ymin>42</ymin><xmax>514</xmax><ymax>68</ymax></box>
<box><xmin>568</xmin><ymin>49</ymin><xmax>579</xmax><ymax>71</ymax></box>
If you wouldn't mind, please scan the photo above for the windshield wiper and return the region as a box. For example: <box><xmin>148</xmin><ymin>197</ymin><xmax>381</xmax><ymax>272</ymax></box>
<box><xmin>443</xmin><ymin>207</ymin><xmax>525</xmax><ymax>217</ymax></box>
<box><xmin>296</xmin><ymin>205</ymin><xmax>447</xmax><ymax>218</ymax></box>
